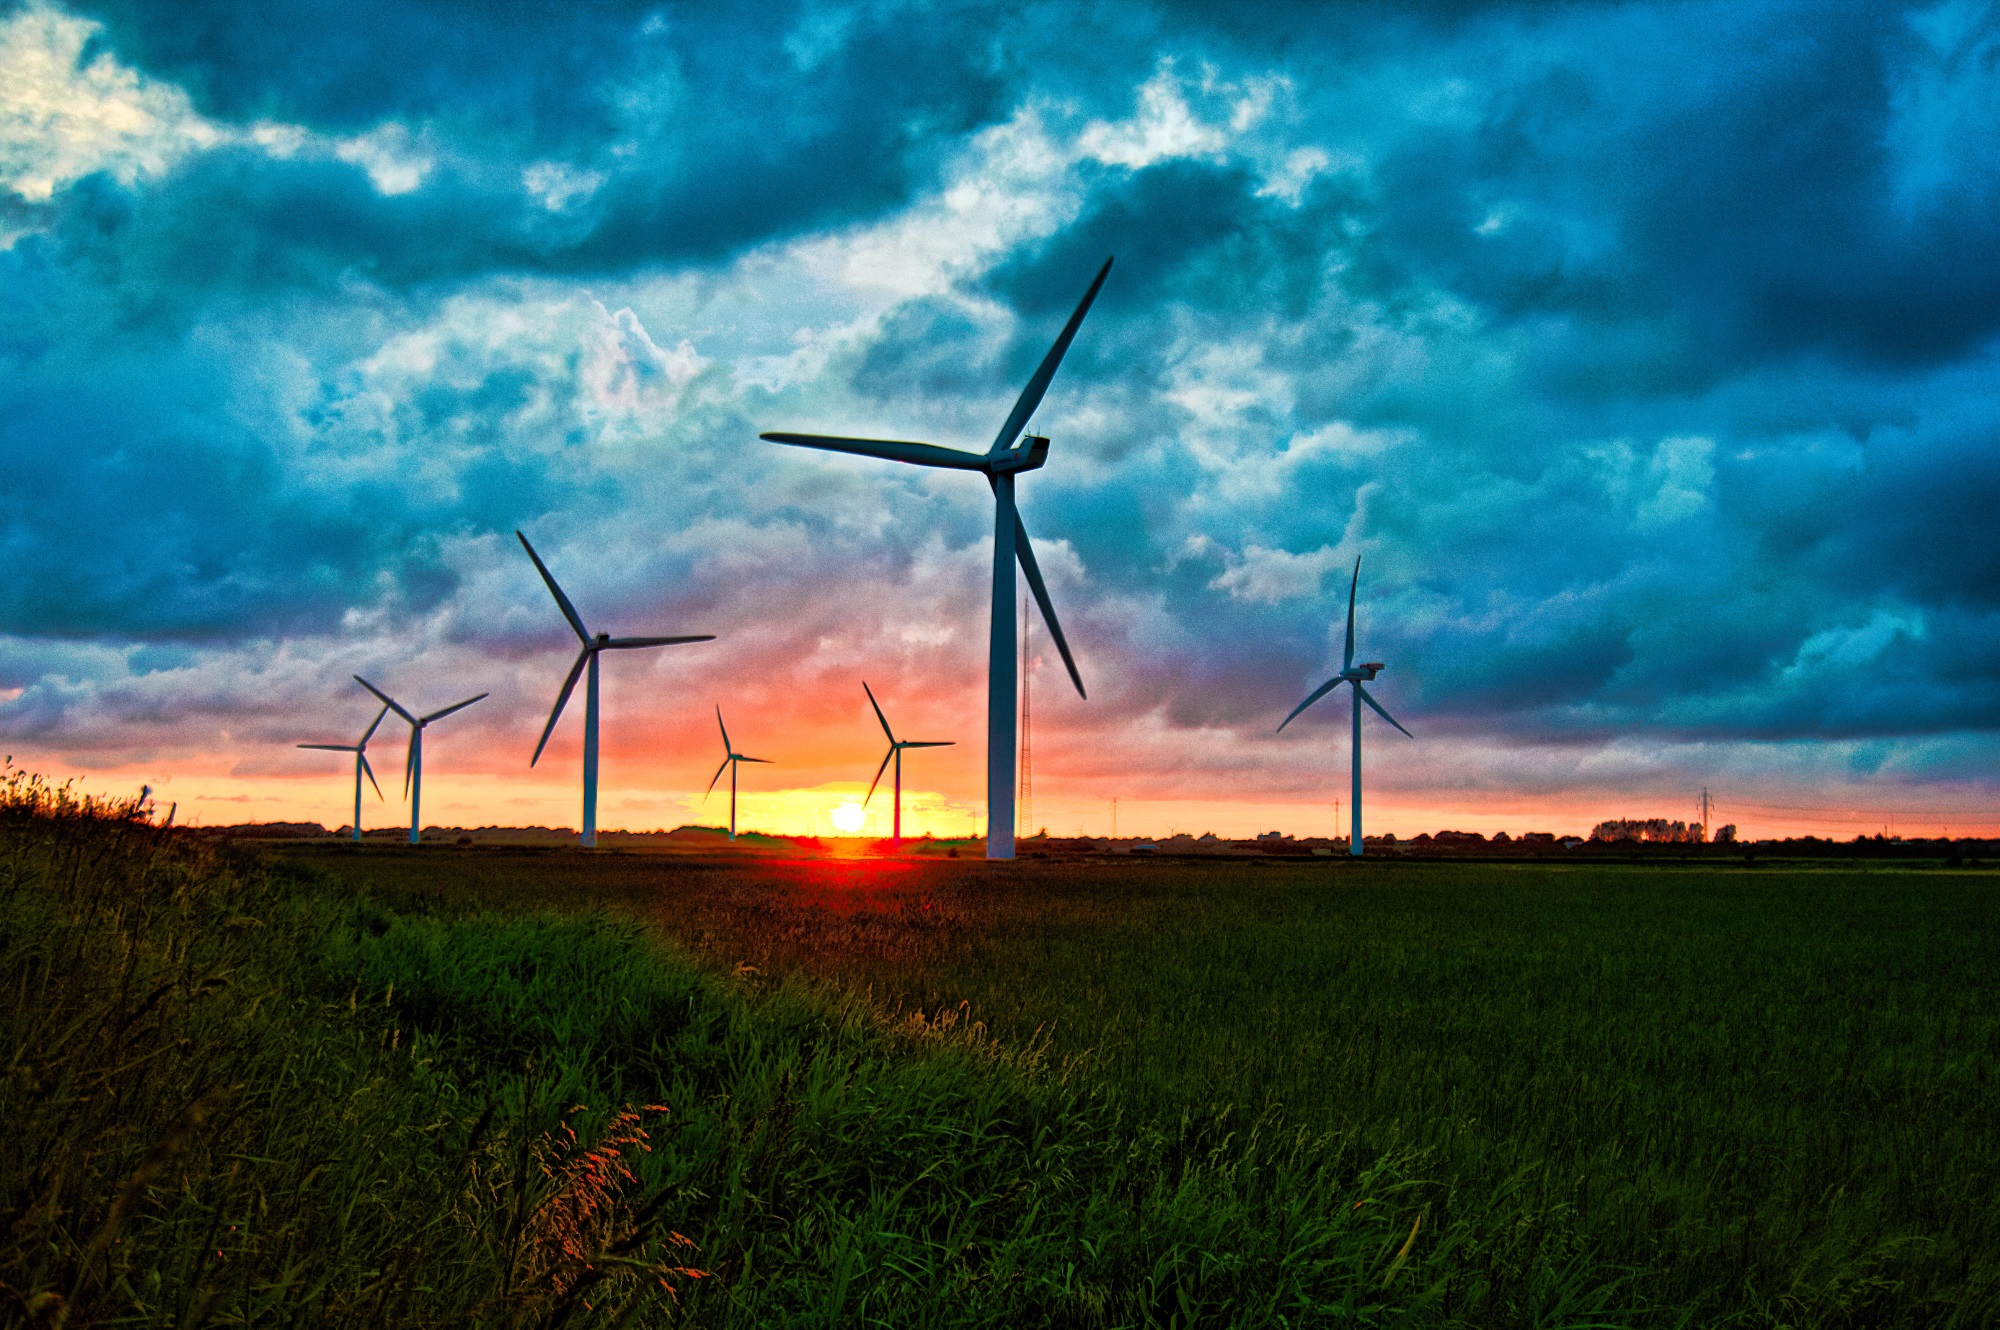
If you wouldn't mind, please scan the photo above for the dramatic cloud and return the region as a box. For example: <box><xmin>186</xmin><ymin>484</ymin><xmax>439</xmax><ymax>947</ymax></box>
<box><xmin>1</xmin><ymin>0</ymin><xmax>1995</xmax><ymax>837</ymax></box>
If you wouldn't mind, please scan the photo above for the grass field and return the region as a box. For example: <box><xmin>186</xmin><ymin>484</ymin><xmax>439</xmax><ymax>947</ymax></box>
<box><xmin>283</xmin><ymin>844</ymin><xmax>2000</xmax><ymax>1328</ymax></box>
<box><xmin>8</xmin><ymin>774</ymin><xmax>1996</xmax><ymax>1327</ymax></box>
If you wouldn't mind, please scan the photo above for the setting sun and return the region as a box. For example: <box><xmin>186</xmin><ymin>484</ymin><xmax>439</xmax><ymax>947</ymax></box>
<box><xmin>829</xmin><ymin>801</ymin><xmax>867</xmax><ymax>834</ymax></box>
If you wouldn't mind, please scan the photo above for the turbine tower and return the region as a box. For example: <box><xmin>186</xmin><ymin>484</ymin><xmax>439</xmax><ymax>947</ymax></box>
<box><xmin>518</xmin><ymin>531</ymin><xmax>715</xmax><ymax>848</ymax></box>
<box><xmin>1277</xmin><ymin>557</ymin><xmax>1412</xmax><ymax>857</ymax></box>
<box><xmin>297</xmin><ymin>704</ymin><xmax>390</xmax><ymax>841</ymax></box>
<box><xmin>706</xmin><ymin>706</ymin><xmax>770</xmax><ymax>841</ymax></box>
<box><xmin>862</xmin><ymin>681</ymin><xmax>953</xmax><ymax>845</ymax></box>
<box><xmin>762</xmin><ymin>258</ymin><xmax>1111</xmax><ymax>859</ymax></box>
<box><xmin>354</xmin><ymin>678</ymin><xmax>487</xmax><ymax>845</ymax></box>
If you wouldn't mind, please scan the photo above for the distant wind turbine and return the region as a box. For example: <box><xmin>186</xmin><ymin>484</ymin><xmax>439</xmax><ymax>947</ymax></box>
<box><xmin>862</xmin><ymin>681</ymin><xmax>953</xmax><ymax>844</ymax></box>
<box><xmin>518</xmin><ymin>531</ymin><xmax>715</xmax><ymax>848</ymax></box>
<box><xmin>762</xmin><ymin>257</ymin><xmax>1112</xmax><ymax>859</ymax></box>
<box><xmin>297</xmin><ymin>704</ymin><xmax>390</xmax><ymax>841</ymax></box>
<box><xmin>353</xmin><ymin>678</ymin><xmax>487</xmax><ymax>845</ymax></box>
<box><xmin>706</xmin><ymin>706</ymin><xmax>770</xmax><ymax>841</ymax></box>
<box><xmin>1277</xmin><ymin>557</ymin><xmax>1412</xmax><ymax>857</ymax></box>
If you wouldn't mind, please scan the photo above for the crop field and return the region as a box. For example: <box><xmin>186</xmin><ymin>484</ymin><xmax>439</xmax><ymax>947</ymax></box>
<box><xmin>280</xmin><ymin>843</ymin><xmax>2000</xmax><ymax>1328</ymax></box>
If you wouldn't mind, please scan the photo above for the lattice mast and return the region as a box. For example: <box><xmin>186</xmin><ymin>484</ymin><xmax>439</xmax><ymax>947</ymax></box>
<box><xmin>1018</xmin><ymin>595</ymin><xmax>1033</xmax><ymax>838</ymax></box>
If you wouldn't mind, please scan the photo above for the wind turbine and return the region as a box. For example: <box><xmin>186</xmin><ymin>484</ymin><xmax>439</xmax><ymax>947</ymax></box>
<box><xmin>862</xmin><ymin>681</ymin><xmax>953</xmax><ymax>844</ymax></box>
<box><xmin>353</xmin><ymin>678</ymin><xmax>487</xmax><ymax>845</ymax></box>
<box><xmin>1276</xmin><ymin>557</ymin><xmax>1412</xmax><ymax>857</ymax></box>
<box><xmin>297</xmin><ymin>704</ymin><xmax>390</xmax><ymax>841</ymax></box>
<box><xmin>518</xmin><ymin>530</ymin><xmax>715</xmax><ymax>848</ymax></box>
<box><xmin>706</xmin><ymin>706</ymin><xmax>770</xmax><ymax>841</ymax></box>
<box><xmin>762</xmin><ymin>257</ymin><xmax>1112</xmax><ymax>859</ymax></box>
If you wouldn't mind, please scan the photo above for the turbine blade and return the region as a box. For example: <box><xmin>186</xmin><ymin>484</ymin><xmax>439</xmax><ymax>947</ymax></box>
<box><xmin>403</xmin><ymin>736</ymin><xmax>415</xmax><ymax>798</ymax></box>
<box><xmin>740</xmin><ymin>756</ymin><xmax>773</xmax><ymax>763</ymax></box>
<box><xmin>517</xmin><ymin>530</ymin><xmax>591</xmax><ymax>642</ymax></box>
<box><xmin>1343</xmin><ymin>556</ymin><xmax>1359</xmax><ymax>671</ymax></box>
<box><xmin>360</xmin><ymin>752</ymin><xmax>384</xmax><ymax>801</ymax></box>
<box><xmin>532</xmin><ymin>649</ymin><xmax>590</xmax><ymax>766</ymax></box>
<box><xmin>716</xmin><ymin>705</ymin><xmax>731</xmax><ymax>755</ymax></box>
<box><xmin>297</xmin><ymin>743</ymin><xmax>357</xmax><ymax>751</ymax></box>
<box><xmin>1356</xmin><ymin>683</ymin><xmax>1413</xmax><ymax>738</ymax></box>
<box><xmin>902</xmin><ymin>741</ymin><xmax>954</xmax><ymax>748</ymax></box>
<box><xmin>1013</xmin><ymin>512</ymin><xmax>1086</xmax><ymax>698</ymax></box>
<box><xmin>988</xmin><ymin>256</ymin><xmax>1114</xmax><ymax>456</ymax></box>
<box><xmin>360</xmin><ymin>703</ymin><xmax>390</xmax><ymax>746</ymax></box>
<box><xmin>602</xmin><ymin>634</ymin><xmax>715</xmax><ymax>649</ymax></box>
<box><xmin>864</xmin><ymin>745</ymin><xmax>894</xmax><ymax>806</ymax></box>
<box><xmin>421</xmin><ymin>693</ymin><xmax>488</xmax><ymax>724</ymax></box>
<box><xmin>761</xmin><ymin>433</ymin><xmax>990</xmax><ymax>471</ymax></box>
<box><xmin>862</xmin><ymin>681</ymin><xmax>896</xmax><ymax>744</ymax></box>
<box><xmin>1277</xmin><ymin>676</ymin><xmax>1348</xmax><ymax>733</ymax></box>
<box><xmin>706</xmin><ymin>754</ymin><xmax>731</xmax><ymax>797</ymax></box>
<box><xmin>353</xmin><ymin>676</ymin><xmax>416</xmax><ymax>724</ymax></box>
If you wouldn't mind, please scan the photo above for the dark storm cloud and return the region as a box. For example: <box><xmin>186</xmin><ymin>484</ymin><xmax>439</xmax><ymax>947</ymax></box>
<box><xmin>67</xmin><ymin>0</ymin><xmax>1019</xmax><ymax>280</ymax></box>
<box><xmin>1336</xmin><ymin>1</ymin><xmax>2000</xmax><ymax>372</ymax></box>
<box><xmin>0</xmin><ymin>343</ymin><xmax>486</xmax><ymax>640</ymax></box>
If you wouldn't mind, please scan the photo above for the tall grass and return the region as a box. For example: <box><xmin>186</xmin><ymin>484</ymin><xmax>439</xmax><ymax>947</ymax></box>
<box><xmin>0</xmin><ymin>769</ymin><xmax>714</xmax><ymax>1326</ymax></box>
<box><xmin>293</xmin><ymin>847</ymin><xmax>2000</xmax><ymax>1327</ymax></box>
<box><xmin>5</xmin><ymin>781</ymin><xmax>1642</xmax><ymax>1327</ymax></box>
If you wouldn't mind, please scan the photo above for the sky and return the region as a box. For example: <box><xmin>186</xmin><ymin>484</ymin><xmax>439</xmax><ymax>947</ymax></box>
<box><xmin>2</xmin><ymin>0</ymin><xmax>1997</xmax><ymax>841</ymax></box>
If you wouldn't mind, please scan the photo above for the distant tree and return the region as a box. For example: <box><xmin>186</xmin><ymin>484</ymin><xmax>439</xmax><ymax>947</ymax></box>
<box><xmin>1713</xmin><ymin>824</ymin><xmax>1737</xmax><ymax>844</ymax></box>
<box><xmin>1590</xmin><ymin>818</ymin><xmax>1702</xmax><ymax>843</ymax></box>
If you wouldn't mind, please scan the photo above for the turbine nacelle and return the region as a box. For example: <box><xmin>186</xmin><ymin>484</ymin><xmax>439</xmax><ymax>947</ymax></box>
<box><xmin>989</xmin><ymin>435</ymin><xmax>1051</xmax><ymax>475</ymax></box>
<box><xmin>1347</xmin><ymin>663</ymin><xmax>1385</xmax><ymax>681</ymax></box>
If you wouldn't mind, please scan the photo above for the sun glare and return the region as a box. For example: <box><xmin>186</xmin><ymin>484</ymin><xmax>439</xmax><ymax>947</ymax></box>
<box><xmin>829</xmin><ymin>801</ymin><xmax>867</xmax><ymax>834</ymax></box>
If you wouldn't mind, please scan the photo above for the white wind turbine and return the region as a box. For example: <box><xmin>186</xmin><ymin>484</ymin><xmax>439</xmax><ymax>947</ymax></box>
<box><xmin>518</xmin><ymin>531</ymin><xmax>715</xmax><ymax>847</ymax></box>
<box><xmin>353</xmin><ymin>678</ymin><xmax>488</xmax><ymax>845</ymax></box>
<box><xmin>297</xmin><ymin>704</ymin><xmax>390</xmax><ymax>841</ymax></box>
<box><xmin>862</xmin><ymin>681</ymin><xmax>953</xmax><ymax>844</ymax></box>
<box><xmin>1277</xmin><ymin>557</ymin><xmax>1412</xmax><ymax>857</ymax></box>
<box><xmin>762</xmin><ymin>258</ymin><xmax>1111</xmax><ymax>859</ymax></box>
<box><xmin>706</xmin><ymin>707</ymin><xmax>770</xmax><ymax>841</ymax></box>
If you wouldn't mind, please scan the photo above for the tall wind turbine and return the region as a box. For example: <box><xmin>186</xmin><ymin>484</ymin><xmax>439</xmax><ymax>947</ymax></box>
<box><xmin>762</xmin><ymin>258</ymin><xmax>1112</xmax><ymax>859</ymax></box>
<box><xmin>354</xmin><ymin>678</ymin><xmax>487</xmax><ymax>845</ymax></box>
<box><xmin>862</xmin><ymin>681</ymin><xmax>953</xmax><ymax>844</ymax></box>
<box><xmin>297</xmin><ymin>704</ymin><xmax>390</xmax><ymax>841</ymax></box>
<box><xmin>518</xmin><ymin>531</ymin><xmax>715</xmax><ymax>848</ymax></box>
<box><xmin>1276</xmin><ymin>557</ymin><xmax>1412</xmax><ymax>857</ymax></box>
<box><xmin>706</xmin><ymin>706</ymin><xmax>770</xmax><ymax>841</ymax></box>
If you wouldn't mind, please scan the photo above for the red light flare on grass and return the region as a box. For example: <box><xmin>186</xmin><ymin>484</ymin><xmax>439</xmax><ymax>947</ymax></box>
<box><xmin>769</xmin><ymin>856</ymin><xmax>928</xmax><ymax>913</ymax></box>
<box><xmin>704</xmin><ymin>857</ymin><xmax>965</xmax><ymax>974</ymax></box>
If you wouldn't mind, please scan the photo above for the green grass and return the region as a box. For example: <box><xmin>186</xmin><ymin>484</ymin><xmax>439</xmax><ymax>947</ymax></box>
<box><xmin>9</xmin><ymin>782</ymin><xmax>1618</xmax><ymax>1328</ymax></box>
<box><xmin>283</xmin><ymin>845</ymin><xmax>2000</xmax><ymax>1327</ymax></box>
